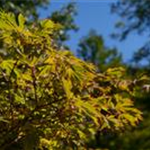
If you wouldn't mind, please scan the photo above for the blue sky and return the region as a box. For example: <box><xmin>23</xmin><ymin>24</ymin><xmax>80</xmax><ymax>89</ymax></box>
<box><xmin>39</xmin><ymin>0</ymin><xmax>148</xmax><ymax>63</ymax></box>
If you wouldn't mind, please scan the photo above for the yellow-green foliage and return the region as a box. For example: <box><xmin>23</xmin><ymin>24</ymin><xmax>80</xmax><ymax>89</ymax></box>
<box><xmin>0</xmin><ymin>11</ymin><xmax>142</xmax><ymax>149</ymax></box>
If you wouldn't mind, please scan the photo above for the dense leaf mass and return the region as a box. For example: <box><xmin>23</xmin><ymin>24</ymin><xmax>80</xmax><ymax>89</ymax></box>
<box><xmin>0</xmin><ymin>12</ymin><xmax>142</xmax><ymax>149</ymax></box>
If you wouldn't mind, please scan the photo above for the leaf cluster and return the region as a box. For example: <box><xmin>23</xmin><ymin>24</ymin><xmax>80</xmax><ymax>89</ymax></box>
<box><xmin>0</xmin><ymin>11</ymin><xmax>142</xmax><ymax>149</ymax></box>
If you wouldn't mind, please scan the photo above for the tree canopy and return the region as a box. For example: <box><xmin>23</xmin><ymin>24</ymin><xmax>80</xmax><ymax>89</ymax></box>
<box><xmin>50</xmin><ymin>3</ymin><xmax>78</xmax><ymax>46</ymax></box>
<box><xmin>0</xmin><ymin>0</ymin><xmax>49</xmax><ymax>20</ymax></box>
<box><xmin>112</xmin><ymin>0</ymin><xmax>150</xmax><ymax>39</ymax></box>
<box><xmin>77</xmin><ymin>30</ymin><xmax>122</xmax><ymax>72</ymax></box>
<box><xmin>0</xmin><ymin>11</ymin><xmax>144</xmax><ymax>149</ymax></box>
<box><xmin>112</xmin><ymin>0</ymin><xmax>150</xmax><ymax>66</ymax></box>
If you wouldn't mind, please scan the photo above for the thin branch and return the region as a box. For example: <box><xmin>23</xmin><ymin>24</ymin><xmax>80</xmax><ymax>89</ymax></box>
<box><xmin>31</xmin><ymin>66</ymin><xmax>38</xmax><ymax>103</ymax></box>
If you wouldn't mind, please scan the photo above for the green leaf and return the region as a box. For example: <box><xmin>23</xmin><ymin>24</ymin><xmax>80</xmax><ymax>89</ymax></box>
<box><xmin>0</xmin><ymin>116</ymin><xmax>9</xmax><ymax>123</ymax></box>
<box><xmin>14</xmin><ymin>93</ymin><xmax>25</xmax><ymax>104</ymax></box>
<box><xmin>40</xmin><ymin>19</ymin><xmax>55</xmax><ymax>29</ymax></box>
<box><xmin>18</xmin><ymin>13</ymin><xmax>25</xmax><ymax>29</ymax></box>
<box><xmin>62</xmin><ymin>77</ymin><xmax>73</xmax><ymax>99</ymax></box>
